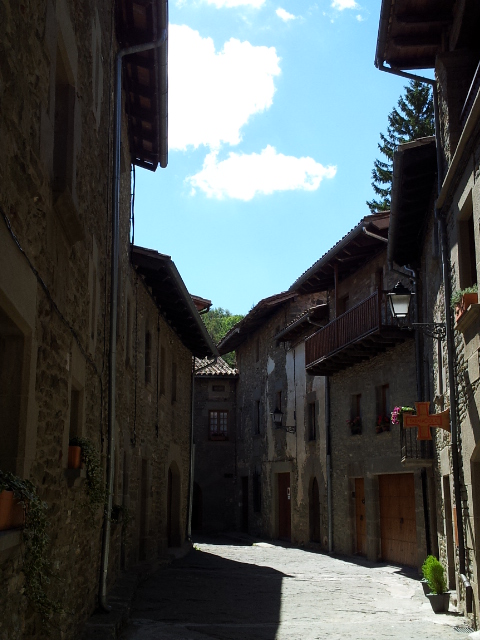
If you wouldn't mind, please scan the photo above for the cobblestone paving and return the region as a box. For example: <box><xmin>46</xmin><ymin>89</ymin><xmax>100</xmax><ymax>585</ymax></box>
<box><xmin>121</xmin><ymin>536</ymin><xmax>472</xmax><ymax>640</ymax></box>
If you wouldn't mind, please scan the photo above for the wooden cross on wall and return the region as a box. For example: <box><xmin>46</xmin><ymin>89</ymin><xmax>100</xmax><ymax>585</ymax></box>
<box><xmin>403</xmin><ymin>402</ymin><xmax>450</xmax><ymax>440</ymax></box>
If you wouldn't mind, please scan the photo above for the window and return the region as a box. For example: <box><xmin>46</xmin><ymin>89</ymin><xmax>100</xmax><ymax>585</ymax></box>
<box><xmin>0</xmin><ymin>308</ymin><xmax>25</xmax><ymax>473</ymax></box>
<box><xmin>376</xmin><ymin>384</ymin><xmax>390</xmax><ymax>433</ymax></box>
<box><xmin>69</xmin><ymin>385</ymin><xmax>81</xmax><ymax>438</ymax></box>
<box><xmin>348</xmin><ymin>393</ymin><xmax>362</xmax><ymax>435</ymax></box>
<box><xmin>254</xmin><ymin>400</ymin><xmax>261</xmax><ymax>435</ymax></box>
<box><xmin>308</xmin><ymin>402</ymin><xmax>316</xmax><ymax>441</ymax></box>
<box><xmin>253</xmin><ymin>468</ymin><xmax>261</xmax><ymax>513</ymax></box>
<box><xmin>276</xmin><ymin>390</ymin><xmax>282</xmax><ymax>412</ymax></box>
<box><xmin>171</xmin><ymin>361</ymin><xmax>177</xmax><ymax>403</ymax></box>
<box><xmin>145</xmin><ymin>329</ymin><xmax>152</xmax><ymax>385</ymax></box>
<box><xmin>53</xmin><ymin>46</ymin><xmax>75</xmax><ymax>197</ymax></box>
<box><xmin>458</xmin><ymin>207</ymin><xmax>477</xmax><ymax>290</ymax></box>
<box><xmin>209</xmin><ymin>410</ymin><xmax>228</xmax><ymax>440</ymax></box>
<box><xmin>160</xmin><ymin>346</ymin><xmax>166</xmax><ymax>395</ymax></box>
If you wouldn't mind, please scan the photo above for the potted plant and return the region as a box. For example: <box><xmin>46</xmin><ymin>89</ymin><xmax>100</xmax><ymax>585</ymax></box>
<box><xmin>0</xmin><ymin>481</ymin><xmax>24</xmax><ymax>531</ymax></box>
<box><xmin>451</xmin><ymin>285</ymin><xmax>478</xmax><ymax>322</ymax></box>
<box><xmin>67</xmin><ymin>442</ymin><xmax>82</xmax><ymax>469</ymax></box>
<box><xmin>69</xmin><ymin>437</ymin><xmax>105</xmax><ymax>519</ymax></box>
<box><xmin>422</xmin><ymin>555</ymin><xmax>449</xmax><ymax>613</ymax></box>
<box><xmin>376</xmin><ymin>414</ymin><xmax>390</xmax><ymax>434</ymax></box>
<box><xmin>347</xmin><ymin>416</ymin><xmax>362</xmax><ymax>435</ymax></box>
<box><xmin>391</xmin><ymin>406</ymin><xmax>415</xmax><ymax>427</ymax></box>
<box><xmin>0</xmin><ymin>470</ymin><xmax>62</xmax><ymax>619</ymax></box>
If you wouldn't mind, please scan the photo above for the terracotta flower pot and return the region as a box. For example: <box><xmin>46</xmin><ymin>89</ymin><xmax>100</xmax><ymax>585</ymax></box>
<box><xmin>0</xmin><ymin>490</ymin><xmax>25</xmax><ymax>531</ymax></box>
<box><xmin>0</xmin><ymin>490</ymin><xmax>14</xmax><ymax>531</ymax></box>
<box><xmin>455</xmin><ymin>293</ymin><xmax>478</xmax><ymax>322</ymax></box>
<box><xmin>68</xmin><ymin>445</ymin><xmax>82</xmax><ymax>469</ymax></box>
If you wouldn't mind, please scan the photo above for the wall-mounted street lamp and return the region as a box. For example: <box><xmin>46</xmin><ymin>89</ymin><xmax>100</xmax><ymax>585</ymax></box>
<box><xmin>271</xmin><ymin>408</ymin><xmax>296</xmax><ymax>433</ymax></box>
<box><xmin>387</xmin><ymin>281</ymin><xmax>446</xmax><ymax>340</ymax></box>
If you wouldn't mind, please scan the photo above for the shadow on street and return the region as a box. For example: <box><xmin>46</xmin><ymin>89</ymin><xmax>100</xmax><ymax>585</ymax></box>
<box><xmin>124</xmin><ymin>542</ymin><xmax>286</xmax><ymax>639</ymax></box>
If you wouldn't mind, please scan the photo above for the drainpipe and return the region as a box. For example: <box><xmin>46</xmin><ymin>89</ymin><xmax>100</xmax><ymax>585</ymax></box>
<box><xmin>99</xmin><ymin>29</ymin><xmax>167</xmax><ymax>613</ymax></box>
<box><xmin>378</xmin><ymin>63</ymin><xmax>470</xmax><ymax>610</ymax></box>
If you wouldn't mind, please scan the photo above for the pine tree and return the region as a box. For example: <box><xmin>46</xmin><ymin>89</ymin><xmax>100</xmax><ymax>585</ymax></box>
<box><xmin>367</xmin><ymin>80</ymin><xmax>434</xmax><ymax>213</ymax></box>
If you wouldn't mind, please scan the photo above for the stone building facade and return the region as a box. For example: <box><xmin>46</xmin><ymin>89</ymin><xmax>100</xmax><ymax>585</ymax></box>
<box><xmin>291</xmin><ymin>213</ymin><xmax>434</xmax><ymax>570</ymax></box>
<box><xmin>218</xmin><ymin>292</ymin><xmax>329</xmax><ymax>546</ymax></box>
<box><xmin>193</xmin><ymin>357</ymin><xmax>238</xmax><ymax>533</ymax></box>
<box><xmin>376</xmin><ymin>0</ymin><xmax>480</xmax><ymax>620</ymax></box>
<box><xmin>0</xmin><ymin>2</ymin><xmax>216</xmax><ymax>639</ymax></box>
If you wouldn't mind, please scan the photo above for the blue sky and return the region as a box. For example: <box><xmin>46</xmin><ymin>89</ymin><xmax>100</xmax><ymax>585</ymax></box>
<box><xmin>133</xmin><ymin>0</ymin><xmax>408</xmax><ymax>316</ymax></box>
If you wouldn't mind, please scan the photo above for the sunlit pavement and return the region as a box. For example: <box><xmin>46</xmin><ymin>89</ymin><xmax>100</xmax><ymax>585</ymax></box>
<box><xmin>120</xmin><ymin>536</ymin><xmax>473</xmax><ymax>640</ymax></box>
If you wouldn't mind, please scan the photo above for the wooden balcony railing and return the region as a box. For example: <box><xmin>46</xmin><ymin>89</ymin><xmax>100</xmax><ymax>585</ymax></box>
<box><xmin>305</xmin><ymin>290</ymin><xmax>401</xmax><ymax>372</ymax></box>
<box><xmin>460</xmin><ymin>60</ymin><xmax>480</xmax><ymax>130</ymax></box>
<box><xmin>400</xmin><ymin>425</ymin><xmax>433</xmax><ymax>465</ymax></box>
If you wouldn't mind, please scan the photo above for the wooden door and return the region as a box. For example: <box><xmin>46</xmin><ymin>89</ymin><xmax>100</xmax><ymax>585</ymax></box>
<box><xmin>309</xmin><ymin>477</ymin><xmax>320</xmax><ymax>543</ymax></box>
<box><xmin>355</xmin><ymin>478</ymin><xmax>366</xmax><ymax>556</ymax></box>
<box><xmin>379</xmin><ymin>473</ymin><xmax>417</xmax><ymax>567</ymax></box>
<box><xmin>278</xmin><ymin>472</ymin><xmax>291</xmax><ymax>540</ymax></box>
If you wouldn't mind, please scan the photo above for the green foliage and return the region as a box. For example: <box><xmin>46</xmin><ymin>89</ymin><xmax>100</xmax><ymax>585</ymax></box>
<box><xmin>450</xmin><ymin>284</ymin><xmax>478</xmax><ymax>308</ymax></box>
<box><xmin>69</xmin><ymin>437</ymin><xmax>105</xmax><ymax>519</ymax></box>
<box><xmin>367</xmin><ymin>80</ymin><xmax>434</xmax><ymax>213</ymax></box>
<box><xmin>422</xmin><ymin>555</ymin><xmax>447</xmax><ymax>594</ymax></box>
<box><xmin>202</xmin><ymin>307</ymin><xmax>244</xmax><ymax>368</ymax></box>
<box><xmin>0</xmin><ymin>470</ymin><xmax>63</xmax><ymax>621</ymax></box>
<box><xmin>111</xmin><ymin>503</ymin><xmax>134</xmax><ymax>547</ymax></box>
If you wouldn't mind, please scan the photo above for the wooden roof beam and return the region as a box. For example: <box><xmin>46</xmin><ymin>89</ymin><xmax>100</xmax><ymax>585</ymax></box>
<box><xmin>393</xmin><ymin>34</ymin><xmax>442</xmax><ymax>48</ymax></box>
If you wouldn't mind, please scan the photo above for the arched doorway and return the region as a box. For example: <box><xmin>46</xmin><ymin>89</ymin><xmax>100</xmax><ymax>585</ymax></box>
<box><xmin>309</xmin><ymin>477</ymin><xmax>320</xmax><ymax>543</ymax></box>
<box><xmin>192</xmin><ymin>482</ymin><xmax>203</xmax><ymax>532</ymax></box>
<box><xmin>167</xmin><ymin>462</ymin><xmax>181</xmax><ymax>547</ymax></box>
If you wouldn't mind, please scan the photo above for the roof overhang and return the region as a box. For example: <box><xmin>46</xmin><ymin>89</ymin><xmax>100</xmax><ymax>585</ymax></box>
<box><xmin>217</xmin><ymin>291</ymin><xmax>297</xmax><ymax>354</ymax></box>
<box><xmin>290</xmin><ymin>213</ymin><xmax>390</xmax><ymax>295</ymax></box>
<box><xmin>375</xmin><ymin>0</ymin><xmax>454</xmax><ymax>70</ymax></box>
<box><xmin>131</xmin><ymin>245</ymin><xmax>218</xmax><ymax>358</ymax></box>
<box><xmin>388</xmin><ymin>137</ymin><xmax>437</xmax><ymax>267</ymax></box>
<box><xmin>275</xmin><ymin>304</ymin><xmax>328</xmax><ymax>344</ymax></box>
<box><xmin>117</xmin><ymin>0</ymin><xmax>168</xmax><ymax>170</ymax></box>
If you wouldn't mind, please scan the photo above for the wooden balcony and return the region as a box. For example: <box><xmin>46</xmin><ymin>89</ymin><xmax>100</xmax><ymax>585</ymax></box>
<box><xmin>305</xmin><ymin>290</ymin><xmax>412</xmax><ymax>376</ymax></box>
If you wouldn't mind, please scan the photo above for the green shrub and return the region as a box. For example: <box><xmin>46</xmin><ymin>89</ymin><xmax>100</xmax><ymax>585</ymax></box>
<box><xmin>422</xmin><ymin>555</ymin><xmax>447</xmax><ymax>594</ymax></box>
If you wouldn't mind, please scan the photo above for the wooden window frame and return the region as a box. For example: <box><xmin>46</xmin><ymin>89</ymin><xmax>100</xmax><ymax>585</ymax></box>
<box><xmin>209</xmin><ymin>410</ymin><xmax>228</xmax><ymax>440</ymax></box>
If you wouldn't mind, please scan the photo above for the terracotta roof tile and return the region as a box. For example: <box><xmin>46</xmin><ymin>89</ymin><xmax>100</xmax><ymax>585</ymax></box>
<box><xmin>195</xmin><ymin>356</ymin><xmax>238</xmax><ymax>377</ymax></box>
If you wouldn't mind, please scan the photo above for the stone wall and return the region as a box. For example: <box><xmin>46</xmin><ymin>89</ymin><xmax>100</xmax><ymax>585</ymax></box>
<box><xmin>235</xmin><ymin>293</ymin><xmax>327</xmax><ymax>546</ymax></box>
<box><xmin>0</xmin><ymin>2</ymin><xmax>193</xmax><ymax>639</ymax></box>
<box><xmin>193</xmin><ymin>375</ymin><xmax>237</xmax><ymax>532</ymax></box>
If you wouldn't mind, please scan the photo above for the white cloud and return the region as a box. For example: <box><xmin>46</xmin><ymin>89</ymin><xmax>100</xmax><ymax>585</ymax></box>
<box><xmin>331</xmin><ymin>0</ymin><xmax>357</xmax><ymax>9</ymax></box>
<box><xmin>356</xmin><ymin>14</ymin><xmax>364</xmax><ymax>21</ymax></box>
<box><xmin>169</xmin><ymin>25</ymin><xmax>281</xmax><ymax>150</ymax></box>
<box><xmin>206</xmin><ymin>0</ymin><xmax>265</xmax><ymax>7</ymax></box>
<box><xmin>276</xmin><ymin>8</ymin><xmax>296</xmax><ymax>21</ymax></box>
<box><xmin>187</xmin><ymin>146</ymin><xmax>337</xmax><ymax>200</ymax></box>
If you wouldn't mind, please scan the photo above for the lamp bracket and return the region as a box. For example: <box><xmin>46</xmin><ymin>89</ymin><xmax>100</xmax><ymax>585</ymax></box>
<box><xmin>403</xmin><ymin>322</ymin><xmax>446</xmax><ymax>340</ymax></box>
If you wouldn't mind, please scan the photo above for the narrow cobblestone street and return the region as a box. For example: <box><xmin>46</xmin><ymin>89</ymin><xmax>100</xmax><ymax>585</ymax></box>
<box><xmin>120</xmin><ymin>537</ymin><xmax>471</xmax><ymax>640</ymax></box>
